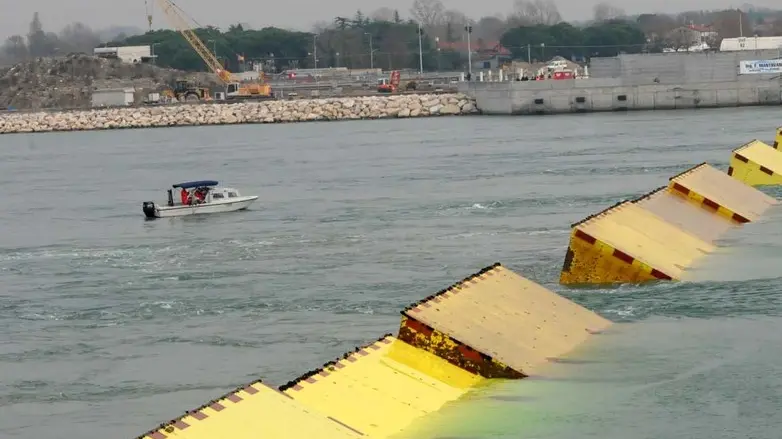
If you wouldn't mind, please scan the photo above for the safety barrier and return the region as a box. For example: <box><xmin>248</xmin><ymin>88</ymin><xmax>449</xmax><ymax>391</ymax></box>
<box><xmin>669</xmin><ymin>163</ymin><xmax>775</xmax><ymax>222</ymax></box>
<box><xmin>397</xmin><ymin>263</ymin><xmax>611</xmax><ymax>378</ymax></box>
<box><xmin>136</xmin><ymin>263</ymin><xmax>609</xmax><ymax>439</ymax></box>
<box><xmin>560</xmin><ymin>163</ymin><xmax>777</xmax><ymax>285</ymax></box>
<box><xmin>729</xmin><ymin>140</ymin><xmax>782</xmax><ymax>186</ymax></box>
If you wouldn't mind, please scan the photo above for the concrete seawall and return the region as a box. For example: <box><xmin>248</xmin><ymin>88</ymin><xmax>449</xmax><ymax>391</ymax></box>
<box><xmin>461</xmin><ymin>51</ymin><xmax>782</xmax><ymax>115</ymax></box>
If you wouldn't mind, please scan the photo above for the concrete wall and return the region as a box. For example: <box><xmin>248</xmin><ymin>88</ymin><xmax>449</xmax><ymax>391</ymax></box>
<box><xmin>460</xmin><ymin>52</ymin><xmax>782</xmax><ymax>115</ymax></box>
<box><xmin>594</xmin><ymin>51</ymin><xmax>782</xmax><ymax>85</ymax></box>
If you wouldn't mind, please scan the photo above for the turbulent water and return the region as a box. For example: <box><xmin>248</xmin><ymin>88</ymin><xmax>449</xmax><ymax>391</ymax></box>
<box><xmin>1</xmin><ymin>109</ymin><xmax>781</xmax><ymax>439</ymax></box>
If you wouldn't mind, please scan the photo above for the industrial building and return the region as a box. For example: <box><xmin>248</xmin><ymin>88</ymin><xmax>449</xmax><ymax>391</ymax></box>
<box><xmin>93</xmin><ymin>45</ymin><xmax>154</xmax><ymax>64</ymax></box>
<box><xmin>719</xmin><ymin>36</ymin><xmax>782</xmax><ymax>52</ymax></box>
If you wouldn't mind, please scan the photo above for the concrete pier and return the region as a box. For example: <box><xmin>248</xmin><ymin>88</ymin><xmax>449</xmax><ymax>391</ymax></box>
<box><xmin>461</xmin><ymin>51</ymin><xmax>782</xmax><ymax>115</ymax></box>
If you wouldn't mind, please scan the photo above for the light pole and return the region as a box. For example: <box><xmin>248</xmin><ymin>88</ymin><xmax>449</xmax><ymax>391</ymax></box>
<box><xmin>435</xmin><ymin>37</ymin><xmax>441</xmax><ymax>71</ymax></box>
<box><xmin>364</xmin><ymin>32</ymin><xmax>374</xmax><ymax>69</ymax></box>
<box><xmin>738</xmin><ymin>10</ymin><xmax>744</xmax><ymax>38</ymax></box>
<box><xmin>151</xmin><ymin>42</ymin><xmax>160</xmax><ymax>65</ymax></box>
<box><xmin>465</xmin><ymin>25</ymin><xmax>473</xmax><ymax>76</ymax></box>
<box><xmin>313</xmin><ymin>35</ymin><xmax>318</xmax><ymax>69</ymax></box>
<box><xmin>417</xmin><ymin>22</ymin><xmax>424</xmax><ymax>74</ymax></box>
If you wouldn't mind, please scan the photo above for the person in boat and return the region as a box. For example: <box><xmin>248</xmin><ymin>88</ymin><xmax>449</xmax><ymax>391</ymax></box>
<box><xmin>194</xmin><ymin>187</ymin><xmax>206</xmax><ymax>204</ymax></box>
<box><xmin>180</xmin><ymin>188</ymin><xmax>190</xmax><ymax>205</ymax></box>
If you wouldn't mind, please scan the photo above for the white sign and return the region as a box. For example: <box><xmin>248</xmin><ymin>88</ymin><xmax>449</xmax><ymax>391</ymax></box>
<box><xmin>739</xmin><ymin>59</ymin><xmax>782</xmax><ymax>74</ymax></box>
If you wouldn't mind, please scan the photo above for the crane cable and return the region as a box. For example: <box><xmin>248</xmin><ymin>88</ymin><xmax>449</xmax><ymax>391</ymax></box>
<box><xmin>162</xmin><ymin>0</ymin><xmax>244</xmax><ymax>65</ymax></box>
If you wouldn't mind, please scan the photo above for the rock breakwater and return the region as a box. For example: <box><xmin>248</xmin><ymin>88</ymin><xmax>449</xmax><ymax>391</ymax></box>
<box><xmin>0</xmin><ymin>93</ymin><xmax>478</xmax><ymax>135</ymax></box>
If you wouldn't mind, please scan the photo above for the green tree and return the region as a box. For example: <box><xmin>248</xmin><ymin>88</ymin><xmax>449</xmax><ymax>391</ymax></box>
<box><xmin>27</xmin><ymin>12</ymin><xmax>55</xmax><ymax>57</ymax></box>
<box><xmin>501</xmin><ymin>19</ymin><xmax>646</xmax><ymax>61</ymax></box>
<box><xmin>353</xmin><ymin>10</ymin><xmax>367</xmax><ymax>27</ymax></box>
<box><xmin>2</xmin><ymin>35</ymin><xmax>28</xmax><ymax>61</ymax></box>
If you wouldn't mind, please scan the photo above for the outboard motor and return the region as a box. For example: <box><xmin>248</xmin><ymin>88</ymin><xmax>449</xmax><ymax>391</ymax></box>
<box><xmin>142</xmin><ymin>201</ymin><xmax>157</xmax><ymax>219</ymax></box>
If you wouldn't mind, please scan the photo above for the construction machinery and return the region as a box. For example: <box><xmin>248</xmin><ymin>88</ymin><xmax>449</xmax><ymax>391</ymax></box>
<box><xmin>154</xmin><ymin>0</ymin><xmax>273</xmax><ymax>101</ymax></box>
<box><xmin>377</xmin><ymin>70</ymin><xmax>417</xmax><ymax>93</ymax></box>
<box><xmin>377</xmin><ymin>70</ymin><xmax>400</xmax><ymax>93</ymax></box>
<box><xmin>162</xmin><ymin>80</ymin><xmax>212</xmax><ymax>102</ymax></box>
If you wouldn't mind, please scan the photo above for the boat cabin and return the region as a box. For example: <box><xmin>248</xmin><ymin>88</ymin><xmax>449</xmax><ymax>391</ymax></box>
<box><xmin>207</xmin><ymin>187</ymin><xmax>242</xmax><ymax>201</ymax></box>
<box><xmin>167</xmin><ymin>180</ymin><xmax>244</xmax><ymax>206</ymax></box>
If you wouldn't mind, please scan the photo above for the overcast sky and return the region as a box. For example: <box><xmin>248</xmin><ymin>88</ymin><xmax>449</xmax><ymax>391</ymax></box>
<box><xmin>3</xmin><ymin>0</ymin><xmax>779</xmax><ymax>40</ymax></box>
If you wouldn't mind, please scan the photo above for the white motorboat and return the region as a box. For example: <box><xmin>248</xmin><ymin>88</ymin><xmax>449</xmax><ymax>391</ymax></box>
<box><xmin>142</xmin><ymin>180</ymin><xmax>258</xmax><ymax>218</ymax></box>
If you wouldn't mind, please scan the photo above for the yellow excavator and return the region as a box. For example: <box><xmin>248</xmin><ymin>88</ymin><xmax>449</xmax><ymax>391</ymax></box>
<box><xmin>162</xmin><ymin>80</ymin><xmax>211</xmax><ymax>102</ymax></box>
<box><xmin>154</xmin><ymin>0</ymin><xmax>273</xmax><ymax>101</ymax></box>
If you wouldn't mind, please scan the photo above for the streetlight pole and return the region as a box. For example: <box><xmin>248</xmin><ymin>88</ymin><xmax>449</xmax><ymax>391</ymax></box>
<box><xmin>151</xmin><ymin>42</ymin><xmax>160</xmax><ymax>65</ymax></box>
<box><xmin>313</xmin><ymin>35</ymin><xmax>318</xmax><ymax>69</ymax></box>
<box><xmin>417</xmin><ymin>22</ymin><xmax>424</xmax><ymax>74</ymax></box>
<box><xmin>465</xmin><ymin>25</ymin><xmax>473</xmax><ymax>76</ymax></box>
<box><xmin>435</xmin><ymin>37</ymin><xmax>441</xmax><ymax>71</ymax></box>
<box><xmin>364</xmin><ymin>32</ymin><xmax>374</xmax><ymax>69</ymax></box>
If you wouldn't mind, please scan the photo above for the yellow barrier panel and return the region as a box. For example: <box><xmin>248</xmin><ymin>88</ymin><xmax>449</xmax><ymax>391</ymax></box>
<box><xmin>668</xmin><ymin>163</ymin><xmax>777</xmax><ymax>223</ymax></box>
<box><xmin>280</xmin><ymin>335</ymin><xmax>483</xmax><ymax>438</ymax></box>
<box><xmin>398</xmin><ymin>263</ymin><xmax>612</xmax><ymax>377</ymax></box>
<box><xmin>136</xmin><ymin>380</ymin><xmax>363</xmax><ymax>439</ymax></box>
<box><xmin>728</xmin><ymin>140</ymin><xmax>782</xmax><ymax>186</ymax></box>
<box><xmin>774</xmin><ymin>126</ymin><xmax>781</xmax><ymax>149</ymax></box>
<box><xmin>560</xmin><ymin>201</ymin><xmax>714</xmax><ymax>285</ymax></box>
<box><xmin>633</xmin><ymin>186</ymin><xmax>738</xmax><ymax>244</ymax></box>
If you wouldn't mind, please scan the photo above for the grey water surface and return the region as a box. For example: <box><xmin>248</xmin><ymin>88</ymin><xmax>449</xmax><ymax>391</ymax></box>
<box><xmin>1</xmin><ymin>108</ymin><xmax>781</xmax><ymax>439</ymax></box>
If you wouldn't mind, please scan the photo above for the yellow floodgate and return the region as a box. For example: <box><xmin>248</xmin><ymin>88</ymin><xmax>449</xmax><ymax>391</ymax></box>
<box><xmin>560</xmin><ymin>163</ymin><xmax>778</xmax><ymax>285</ymax></box>
<box><xmin>728</xmin><ymin>140</ymin><xmax>782</xmax><ymax>186</ymax></box>
<box><xmin>137</xmin><ymin>264</ymin><xmax>610</xmax><ymax>439</ymax></box>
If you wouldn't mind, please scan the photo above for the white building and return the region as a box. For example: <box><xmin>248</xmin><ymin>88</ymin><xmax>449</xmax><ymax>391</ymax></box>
<box><xmin>91</xmin><ymin>88</ymin><xmax>135</xmax><ymax>107</ymax></box>
<box><xmin>93</xmin><ymin>45</ymin><xmax>153</xmax><ymax>64</ymax></box>
<box><xmin>720</xmin><ymin>36</ymin><xmax>782</xmax><ymax>52</ymax></box>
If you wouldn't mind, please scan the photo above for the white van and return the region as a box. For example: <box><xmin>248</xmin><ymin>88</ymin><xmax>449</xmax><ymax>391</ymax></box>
<box><xmin>547</xmin><ymin>60</ymin><xmax>568</xmax><ymax>71</ymax></box>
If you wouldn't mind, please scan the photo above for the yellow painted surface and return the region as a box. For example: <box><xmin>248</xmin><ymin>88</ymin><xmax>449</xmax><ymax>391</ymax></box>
<box><xmin>582</xmin><ymin>203</ymin><xmax>712</xmax><ymax>278</ymax></box>
<box><xmin>404</xmin><ymin>264</ymin><xmax>612</xmax><ymax>376</ymax></box>
<box><xmin>282</xmin><ymin>336</ymin><xmax>483</xmax><ymax>438</ymax></box>
<box><xmin>634</xmin><ymin>188</ymin><xmax>736</xmax><ymax>243</ymax></box>
<box><xmin>669</xmin><ymin>163</ymin><xmax>777</xmax><ymax>221</ymax></box>
<box><xmin>139</xmin><ymin>381</ymin><xmax>362</xmax><ymax>439</ymax></box>
<box><xmin>560</xmin><ymin>229</ymin><xmax>660</xmax><ymax>284</ymax></box>
<box><xmin>774</xmin><ymin>126</ymin><xmax>782</xmax><ymax>149</ymax></box>
<box><xmin>729</xmin><ymin>140</ymin><xmax>782</xmax><ymax>186</ymax></box>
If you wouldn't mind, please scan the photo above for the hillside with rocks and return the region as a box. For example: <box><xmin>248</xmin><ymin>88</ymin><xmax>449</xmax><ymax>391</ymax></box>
<box><xmin>0</xmin><ymin>54</ymin><xmax>220</xmax><ymax>110</ymax></box>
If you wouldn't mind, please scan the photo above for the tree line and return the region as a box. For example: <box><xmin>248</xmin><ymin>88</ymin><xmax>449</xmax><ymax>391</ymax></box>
<box><xmin>0</xmin><ymin>13</ymin><xmax>141</xmax><ymax>65</ymax></box>
<box><xmin>2</xmin><ymin>1</ymin><xmax>781</xmax><ymax>73</ymax></box>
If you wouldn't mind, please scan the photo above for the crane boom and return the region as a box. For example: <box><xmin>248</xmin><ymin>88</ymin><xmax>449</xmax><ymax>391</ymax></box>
<box><xmin>154</xmin><ymin>0</ymin><xmax>232</xmax><ymax>83</ymax></box>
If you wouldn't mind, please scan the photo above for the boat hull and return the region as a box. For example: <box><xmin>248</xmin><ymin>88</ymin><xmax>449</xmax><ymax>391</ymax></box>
<box><xmin>143</xmin><ymin>196</ymin><xmax>258</xmax><ymax>218</ymax></box>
